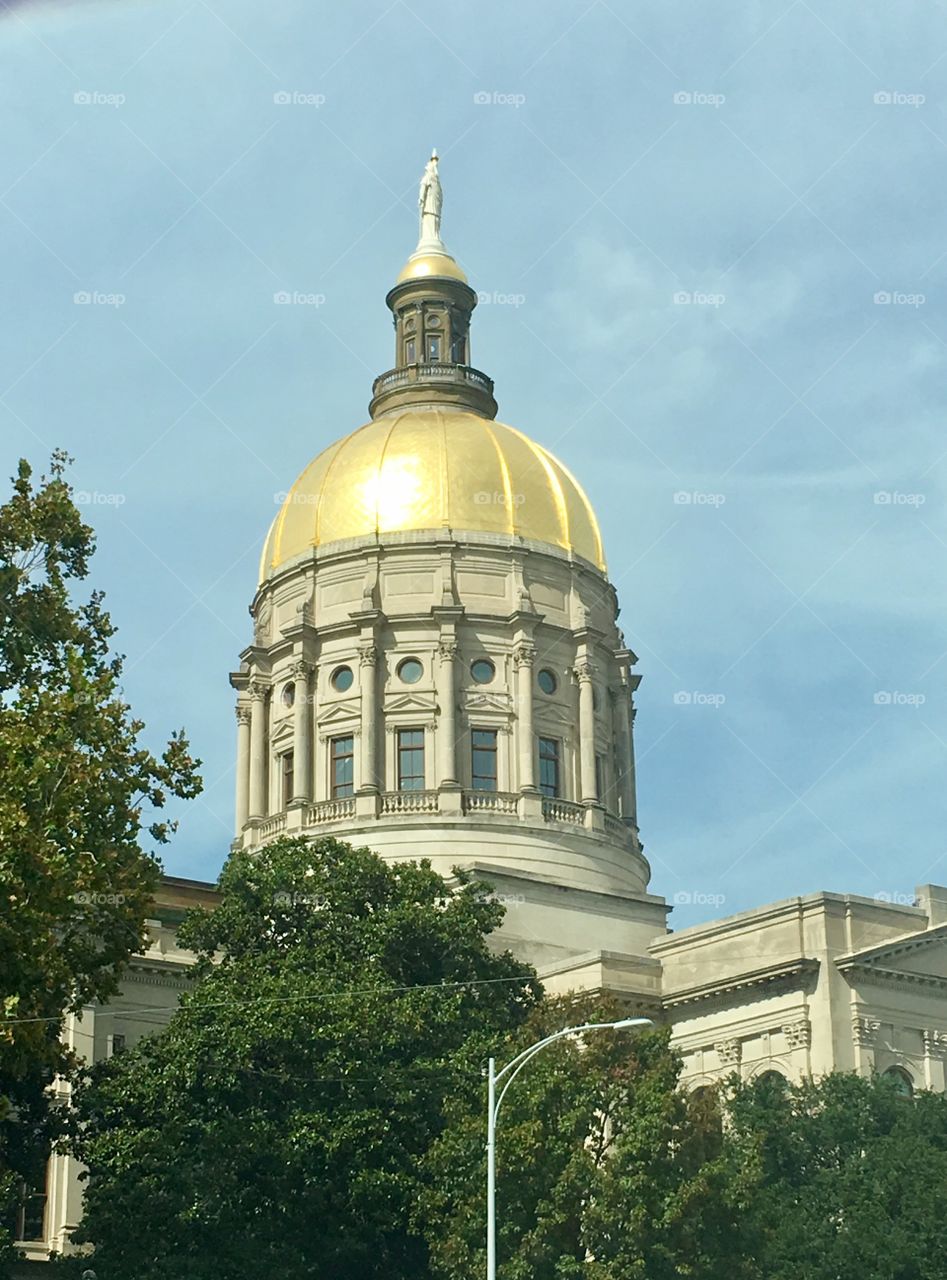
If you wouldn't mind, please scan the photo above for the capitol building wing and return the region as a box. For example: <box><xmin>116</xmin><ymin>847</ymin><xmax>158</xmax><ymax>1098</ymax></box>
<box><xmin>14</xmin><ymin>155</ymin><xmax>947</xmax><ymax>1266</ymax></box>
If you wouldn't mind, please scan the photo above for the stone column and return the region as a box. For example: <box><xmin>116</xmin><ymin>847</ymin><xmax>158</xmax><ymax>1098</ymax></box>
<box><xmin>357</xmin><ymin>642</ymin><xmax>379</xmax><ymax>795</ymax></box>
<box><xmin>613</xmin><ymin>682</ymin><xmax>637</xmax><ymax>823</ymax></box>
<box><xmin>513</xmin><ymin>640</ymin><xmax>537</xmax><ymax>792</ymax></box>
<box><xmin>291</xmin><ymin>659</ymin><xmax>313</xmax><ymax>803</ymax></box>
<box><xmin>248</xmin><ymin>679</ymin><xmax>268</xmax><ymax>820</ymax></box>
<box><xmin>234</xmin><ymin>704</ymin><xmax>251</xmax><ymax>834</ymax></box>
<box><xmin>574</xmin><ymin>656</ymin><xmax>597</xmax><ymax>803</ymax></box>
<box><xmin>437</xmin><ymin>637</ymin><xmax>460</xmax><ymax>786</ymax></box>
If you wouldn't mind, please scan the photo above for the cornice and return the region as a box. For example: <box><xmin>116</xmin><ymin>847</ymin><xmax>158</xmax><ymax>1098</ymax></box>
<box><xmin>661</xmin><ymin>958</ymin><xmax>820</xmax><ymax>1010</ymax></box>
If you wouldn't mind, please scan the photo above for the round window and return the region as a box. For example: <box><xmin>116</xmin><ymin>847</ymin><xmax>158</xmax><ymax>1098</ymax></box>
<box><xmin>281</xmin><ymin>683</ymin><xmax>295</xmax><ymax>707</ymax></box>
<box><xmin>397</xmin><ymin>658</ymin><xmax>423</xmax><ymax>685</ymax></box>
<box><xmin>331</xmin><ymin>665</ymin><xmax>354</xmax><ymax>692</ymax></box>
<box><xmin>470</xmin><ymin>658</ymin><xmax>495</xmax><ymax>685</ymax></box>
<box><xmin>538</xmin><ymin>668</ymin><xmax>557</xmax><ymax>695</ymax></box>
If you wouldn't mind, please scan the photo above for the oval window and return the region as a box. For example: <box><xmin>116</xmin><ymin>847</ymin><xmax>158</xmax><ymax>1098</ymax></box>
<box><xmin>397</xmin><ymin>658</ymin><xmax>423</xmax><ymax>685</ymax></box>
<box><xmin>471</xmin><ymin>658</ymin><xmax>495</xmax><ymax>685</ymax></box>
<box><xmin>331</xmin><ymin>665</ymin><xmax>354</xmax><ymax>692</ymax></box>
<box><xmin>538</xmin><ymin>668</ymin><xmax>557</xmax><ymax>695</ymax></box>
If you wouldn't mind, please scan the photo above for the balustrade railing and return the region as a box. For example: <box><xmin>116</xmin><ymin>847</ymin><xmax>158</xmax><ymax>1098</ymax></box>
<box><xmin>541</xmin><ymin>797</ymin><xmax>585</xmax><ymax>826</ymax></box>
<box><xmin>464</xmin><ymin>789</ymin><xmax>519</xmax><ymax>815</ymax></box>
<box><xmin>379</xmin><ymin>789</ymin><xmax>439</xmax><ymax>815</ymax></box>
<box><xmin>307</xmin><ymin>797</ymin><xmax>356</xmax><ymax>825</ymax></box>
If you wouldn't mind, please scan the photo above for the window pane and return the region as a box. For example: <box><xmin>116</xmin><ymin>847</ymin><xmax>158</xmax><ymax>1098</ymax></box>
<box><xmin>282</xmin><ymin>751</ymin><xmax>294</xmax><ymax>807</ymax></box>
<box><xmin>398</xmin><ymin>728</ymin><xmax>425</xmax><ymax>791</ymax></box>
<box><xmin>539</xmin><ymin>737</ymin><xmax>560</xmax><ymax>799</ymax></box>
<box><xmin>331</xmin><ymin>736</ymin><xmax>354</xmax><ymax>798</ymax></box>
<box><xmin>471</xmin><ymin>728</ymin><xmax>498</xmax><ymax>790</ymax></box>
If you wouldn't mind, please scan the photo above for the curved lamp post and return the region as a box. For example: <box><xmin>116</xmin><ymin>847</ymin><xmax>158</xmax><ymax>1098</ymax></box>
<box><xmin>486</xmin><ymin>1016</ymin><xmax>654</xmax><ymax>1280</ymax></box>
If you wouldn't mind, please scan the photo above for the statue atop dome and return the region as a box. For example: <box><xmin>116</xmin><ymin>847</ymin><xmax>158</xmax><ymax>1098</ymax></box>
<box><xmin>418</xmin><ymin>150</ymin><xmax>443</xmax><ymax>248</ymax></box>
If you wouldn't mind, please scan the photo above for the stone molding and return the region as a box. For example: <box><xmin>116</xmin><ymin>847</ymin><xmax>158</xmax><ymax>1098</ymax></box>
<box><xmin>783</xmin><ymin>1018</ymin><xmax>811</xmax><ymax>1050</ymax></box>
<box><xmin>249</xmin><ymin>678</ymin><xmax>269</xmax><ymax>701</ymax></box>
<box><xmin>358</xmin><ymin>643</ymin><xmax>379</xmax><ymax>667</ymax></box>
<box><xmin>852</xmin><ymin>1015</ymin><xmax>881</xmax><ymax>1047</ymax></box>
<box><xmin>235</xmin><ymin>704</ymin><xmax>251</xmax><ymax>725</ymax></box>
<box><xmin>513</xmin><ymin>640</ymin><xmax>537</xmax><ymax>668</ymax></box>
<box><xmin>715</xmin><ymin>1038</ymin><xmax>742</xmax><ymax>1066</ymax></box>
<box><xmin>923</xmin><ymin>1029</ymin><xmax>947</xmax><ymax>1060</ymax></box>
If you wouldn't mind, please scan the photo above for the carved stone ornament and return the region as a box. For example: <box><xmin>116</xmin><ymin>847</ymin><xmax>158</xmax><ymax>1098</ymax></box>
<box><xmin>513</xmin><ymin>641</ymin><xmax>537</xmax><ymax>669</ymax></box>
<box><xmin>852</xmin><ymin>1015</ymin><xmax>881</xmax><ymax>1047</ymax></box>
<box><xmin>235</xmin><ymin>704</ymin><xmax>251</xmax><ymax>726</ymax></box>
<box><xmin>923</xmin><ymin>1029</ymin><xmax>947</xmax><ymax>1060</ymax></box>
<box><xmin>783</xmin><ymin>1018</ymin><xmax>812</xmax><ymax>1051</ymax></box>
<box><xmin>292</xmin><ymin>659</ymin><xmax>313</xmax><ymax>683</ymax></box>
<box><xmin>437</xmin><ymin>639</ymin><xmax>460</xmax><ymax>663</ymax></box>
<box><xmin>249</xmin><ymin>678</ymin><xmax>269</xmax><ymax>702</ymax></box>
<box><xmin>358</xmin><ymin>643</ymin><xmax>379</xmax><ymax>667</ymax></box>
<box><xmin>715</xmin><ymin>1038</ymin><xmax>742</xmax><ymax>1067</ymax></box>
<box><xmin>573</xmin><ymin>658</ymin><xmax>595</xmax><ymax>683</ymax></box>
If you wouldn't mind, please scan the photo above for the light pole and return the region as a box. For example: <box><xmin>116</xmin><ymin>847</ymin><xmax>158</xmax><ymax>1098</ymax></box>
<box><xmin>485</xmin><ymin>1016</ymin><xmax>653</xmax><ymax>1280</ymax></box>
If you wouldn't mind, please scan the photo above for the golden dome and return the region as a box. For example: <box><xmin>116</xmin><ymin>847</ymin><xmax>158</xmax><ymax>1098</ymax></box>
<box><xmin>260</xmin><ymin>409</ymin><xmax>605</xmax><ymax>581</ymax></box>
<box><xmin>395</xmin><ymin>250</ymin><xmax>468</xmax><ymax>284</ymax></box>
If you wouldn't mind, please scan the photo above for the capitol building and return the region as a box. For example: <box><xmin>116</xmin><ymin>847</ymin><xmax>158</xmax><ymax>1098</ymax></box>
<box><xmin>17</xmin><ymin>157</ymin><xmax>947</xmax><ymax>1264</ymax></box>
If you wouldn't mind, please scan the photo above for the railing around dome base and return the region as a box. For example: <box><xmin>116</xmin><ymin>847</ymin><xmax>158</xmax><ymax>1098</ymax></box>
<box><xmin>372</xmin><ymin>363</ymin><xmax>494</xmax><ymax>396</ymax></box>
<box><xmin>380</xmin><ymin>789</ymin><xmax>439</xmax><ymax>815</ymax></box>
<box><xmin>308</xmin><ymin>797</ymin><xmax>356</xmax><ymax>825</ymax></box>
<box><xmin>258</xmin><ymin>812</ymin><xmax>286</xmax><ymax>839</ymax></box>
<box><xmin>463</xmin><ymin>789</ymin><xmax>519</xmax><ymax>815</ymax></box>
<box><xmin>542</xmin><ymin>797</ymin><xmax>585</xmax><ymax>826</ymax></box>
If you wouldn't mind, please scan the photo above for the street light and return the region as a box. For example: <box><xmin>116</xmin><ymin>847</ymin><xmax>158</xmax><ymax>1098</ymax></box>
<box><xmin>486</xmin><ymin>1016</ymin><xmax>653</xmax><ymax>1280</ymax></box>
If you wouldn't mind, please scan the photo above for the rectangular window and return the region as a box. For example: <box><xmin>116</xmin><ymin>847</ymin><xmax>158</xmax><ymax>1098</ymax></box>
<box><xmin>281</xmin><ymin>750</ymin><xmax>294</xmax><ymax>809</ymax></box>
<box><xmin>330</xmin><ymin>735</ymin><xmax>354</xmax><ymax>798</ymax></box>
<box><xmin>451</xmin><ymin>337</ymin><xmax>465</xmax><ymax>363</ymax></box>
<box><xmin>397</xmin><ymin>728</ymin><xmax>425</xmax><ymax>791</ymax></box>
<box><xmin>405</xmin><ymin>337</ymin><xmax>416</xmax><ymax>363</ymax></box>
<box><xmin>108</xmin><ymin>1032</ymin><xmax>127</xmax><ymax>1057</ymax></box>
<box><xmin>8</xmin><ymin>1170</ymin><xmax>47</xmax><ymax>1243</ymax></box>
<box><xmin>471</xmin><ymin>728</ymin><xmax>498</xmax><ymax>790</ymax></box>
<box><xmin>427</xmin><ymin>334</ymin><xmax>441</xmax><ymax>362</ymax></box>
<box><xmin>538</xmin><ymin>737</ymin><xmax>561</xmax><ymax>799</ymax></box>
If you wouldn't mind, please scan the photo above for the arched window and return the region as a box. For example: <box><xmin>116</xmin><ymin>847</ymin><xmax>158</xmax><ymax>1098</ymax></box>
<box><xmin>882</xmin><ymin>1066</ymin><xmax>914</xmax><ymax>1099</ymax></box>
<box><xmin>756</xmin><ymin>1069</ymin><xmax>788</xmax><ymax>1091</ymax></box>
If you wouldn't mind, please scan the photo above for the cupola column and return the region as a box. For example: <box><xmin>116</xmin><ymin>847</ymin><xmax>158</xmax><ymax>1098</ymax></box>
<box><xmin>613</xmin><ymin>654</ymin><xmax>640</xmax><ymax>825</ymax></box>
<box><xmin>436</xmin><ymin>637</ymin><xmax>459</xmax><ymax>787</ymax></box>
<box><xmin>234</xmin><ymin>703</ymin><xmax>251</xmax><ymax>834</ymax></box>
<box><xmin>574</xmin><ymin>655</ymin><xmax>598</xmax><ymax>803</ymax></box>
<box><xmin>291</xmin><ymin>660</ymin><xmax>313</xmax><ymax>803</ymax></box>
<box><xmin>248</xmin><ymin>679</ymin><xmax>268</xmax><ymax>819</ymax></box>
<box><xmin>513</xmin><ymin>640</ymin><xmax>537</xmax><ymax>792</ymax></box>
<box><xmin>357</xmin><ymin>642</ymin><xmax>380</xmax><ymax>797</ymax></box>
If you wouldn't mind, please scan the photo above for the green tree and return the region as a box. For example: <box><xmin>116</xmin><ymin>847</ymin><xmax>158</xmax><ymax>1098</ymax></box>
<box><xmin>420</xmin><ymin>998</ymin><xmax>755</xmax><ymax>1280</ymax></box>
<box><xmin>0</xmin><ymin>453</ymin><xmax>201</xmax><ymax>1262</ymax></box>
<box><xmin>724</xmin><ymin>1069</ymin><xmax>947</xmax><ymax>1280</ymax></box>
<box><xmin>64</xmin><ymin>836</ymin><xmax>541</xmax><ymax>1280</ymax></box>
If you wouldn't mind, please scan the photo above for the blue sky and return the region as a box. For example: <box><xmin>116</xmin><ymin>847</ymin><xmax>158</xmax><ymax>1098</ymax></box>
<box><xmin>2</xmin><ymin>0</ymin><xmax>946</xmax><ymax>928</ymax></box>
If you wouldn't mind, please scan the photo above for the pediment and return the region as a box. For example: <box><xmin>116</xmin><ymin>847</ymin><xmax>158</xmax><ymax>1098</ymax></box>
<box><xmin>534</xmin><ymin>704</ymin><xmax>577</xmax><ymax>727</ymax></box>
<box><xmin>316</xmin><ymin>701</ymin><xmax>358</xmax><ymax>727</ymax></box>
<box><xmin>837</xmin><ymin>924</ymin><xmax>947</xmax><ymax>985</ymax></box>
<box><xmin>463</xmin><ymin>692</ymin><xmax>512</xmax><ymax>713</ymax></box>
<box><xmin>385</xmin><ymin>692</ymin><xmax>437</xmax><ymax>714</ymax></box>
<box><xmin>270</xmin><ymin>718</ymin><xmax>294</xmax><ymax>746</ymax></box>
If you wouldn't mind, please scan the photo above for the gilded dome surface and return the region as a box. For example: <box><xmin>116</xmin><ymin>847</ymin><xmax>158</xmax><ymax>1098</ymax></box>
<box><xmin>261</xmin><ymin>408</ymin><xmax>605</xmax><ymax>580</ymax></box>
<box><xmin>395</xmin><ymin>250</ymin><xmax>468</xmax><ymax>284</ymax></box>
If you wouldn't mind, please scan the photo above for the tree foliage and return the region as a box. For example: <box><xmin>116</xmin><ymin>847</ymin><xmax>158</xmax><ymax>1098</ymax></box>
<box><xmin>0</xmin><ymin>453</ymin><xmax>201</xmax><ymax>1261</ymax></box>
<box><xmin>65</xmin><ymin>836</ymin><xmax>541</xmax><ymax>1280</ymax></box>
